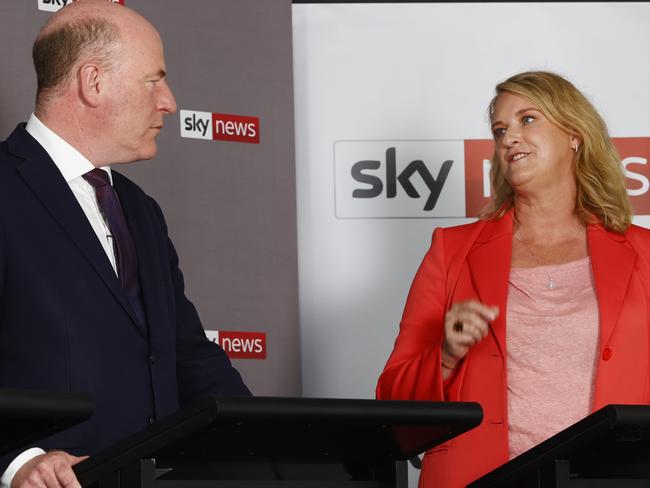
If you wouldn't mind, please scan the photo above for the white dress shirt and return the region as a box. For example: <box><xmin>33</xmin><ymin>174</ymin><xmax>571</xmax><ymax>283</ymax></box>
<box><xmin>25</xmin><ymin>113</ymin><xmax>118</xmax><ymax>274</ymax></box>
<box><xmin>0</xmin><ymin>114</ymin><xmax>118</xmax><ymax>488</ymax></box>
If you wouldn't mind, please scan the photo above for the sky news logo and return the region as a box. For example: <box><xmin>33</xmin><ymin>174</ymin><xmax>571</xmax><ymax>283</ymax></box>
<box><xmin>38</xmin><ymin>0</ymin><xmax>123</xmax><ymax>12</ymax></box>
<box><xmin>181</xmin><ymin>109</ymin><xmax>260</xmax><ymax>144</ymax></box>
<box><xmin>205</xmin><ymin>330</ymin><xmax>266</xmax><ymax>360</ymax></box>
<box><xmin>334</xmin><ymin>138</ymin><xmax>650</xmax><ymax>218</ymax></box>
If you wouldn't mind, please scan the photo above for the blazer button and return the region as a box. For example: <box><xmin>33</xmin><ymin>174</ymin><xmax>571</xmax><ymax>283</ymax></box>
<box><xmin>149</xmin><ymin>354</ymin><xmax>156</xmax><ymax>365</ymax></box>
<box><xmin>602</xmin><ymin>346</ymin><xmax>613</xmax><ymax>361</ymax></box>
<box><xmin>148</xmin><ymin>416</ymin><xmax>156</xmax><ymax>425</ymax></box>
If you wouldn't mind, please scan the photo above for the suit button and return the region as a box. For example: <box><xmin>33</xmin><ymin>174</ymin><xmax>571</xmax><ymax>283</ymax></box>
<box><xmin>602</xmin><ymin>346</ymin><xmax>613</xmax><ymax>361</ymax></box>
<box><xmin>149</xmin><ymin>354</ymin><xmax>156</xmax><ymax>364</ymax></box>
<box><xmin>148</xmin><ymin>416</ymin><xmax>156</xmax><ymax>425</ymax></box>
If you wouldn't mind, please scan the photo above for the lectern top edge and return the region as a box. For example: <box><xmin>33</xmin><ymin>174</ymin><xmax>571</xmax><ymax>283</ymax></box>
<box><xmin>73</xmin><ymin>396</ymin><xmax>483</xmax><ymax>487</ymax></box>
<box><xmin>211</xmin><ymin>396</ymin><xmax>483</xmax><ymax>423</ymax></box>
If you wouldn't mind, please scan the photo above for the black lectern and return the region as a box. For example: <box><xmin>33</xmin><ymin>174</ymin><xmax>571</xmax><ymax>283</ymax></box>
<box><xmin>74</xmin><ymin>396</ymin><xmax>482</xmax><ymax>488</ymax></box>
<box><xmin>0</xmin><ymin>389</ymin><xmax>94</xmax><ymax>455</ymax></box>
<box><xmin>470</xmin><ymin>404</ymin><xmax>650</xmax><ymax>487</ymax></box>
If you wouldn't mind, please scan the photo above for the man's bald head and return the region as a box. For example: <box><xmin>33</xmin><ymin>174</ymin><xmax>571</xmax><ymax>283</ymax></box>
<box><xmin>31</xmin><ymin>0</ymin><xmax>175</xmax><ymax>166</ymax></box>
<box><xmin>32</xmin><ymin>0</ymin><xmax>153</xmax><ymax>109</ymax></box>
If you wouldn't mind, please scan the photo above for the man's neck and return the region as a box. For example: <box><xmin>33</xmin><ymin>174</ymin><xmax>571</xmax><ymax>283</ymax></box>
<box><xmin>35</xmin><ymin>104</ymin><xmax>105</xmax><ymax>168</ymax></box>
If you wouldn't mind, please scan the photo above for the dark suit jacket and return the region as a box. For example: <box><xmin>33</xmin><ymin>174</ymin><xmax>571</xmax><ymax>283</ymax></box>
<box><xmin>0</xmin><ymin>124</ymin><xmax>250</xmax><ymax>470</ymax></box>
<box><xmin>377</xmin><ymin>211</ymin><xmax>650</xmax><ymax>488</ymax></box>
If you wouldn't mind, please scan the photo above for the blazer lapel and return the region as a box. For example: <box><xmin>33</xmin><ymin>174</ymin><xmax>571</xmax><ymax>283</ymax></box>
<box><xmin>463</xmin><ymin>217</ymin><xmax>636</xmax><ymax>357</ymax></box>
<box><xmin>466</xmin><ymin>214</ymin><xmax>514</xmax><ymax>358</ymax></box>
<box><xmin>588</xmin><ymin>224</ymin><xmax>636</xmax><ymax>346</ymax></box>
<box><xmin>9</xmin><ymin>127</ymin><xmax>144</xmax><ymax>334</ymax></box>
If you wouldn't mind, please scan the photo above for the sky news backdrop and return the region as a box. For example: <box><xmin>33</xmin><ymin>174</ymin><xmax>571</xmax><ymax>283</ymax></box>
<box><xmin>292</xmin><ymin>4</ymin><xmax>650</xmax><ymax>484</ymax></box>
<box><xmin>292</xmin><ymin>1</ymin><xmax>650</xmax><ymax>400</ymax></box>
<box><xmin>0</xmin><ymin>0</ymin><xmax>299</xmax><ymax>396</ymax></box>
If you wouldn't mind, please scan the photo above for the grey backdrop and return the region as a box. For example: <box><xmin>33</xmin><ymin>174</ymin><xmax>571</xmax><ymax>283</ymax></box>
<box><xmin>0</xmin><ymin>0</ymin><xmax>299</xmax><ymax>396</ymax></box>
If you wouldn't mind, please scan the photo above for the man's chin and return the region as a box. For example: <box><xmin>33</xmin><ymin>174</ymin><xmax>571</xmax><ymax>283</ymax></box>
<box><xmin>139</xmin><ymin>147</ymin><xmax>158</xmax><ymax>161</ymax></box>
<box><xmin>133</xmin><ymin>144</ymin><xmax>158</xmax><ymax>163</ymax></box>
<box><xmin>110</xmin><ymin>147</ymin><xmax>157</xmax><ymax>165</ymax></box>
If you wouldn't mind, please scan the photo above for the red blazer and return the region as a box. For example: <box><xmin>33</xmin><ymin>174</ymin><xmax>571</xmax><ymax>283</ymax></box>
<box><xmin>376</xmin><ymin>212</ymin><xmax>650</xmax><ymax>487</ymax></box>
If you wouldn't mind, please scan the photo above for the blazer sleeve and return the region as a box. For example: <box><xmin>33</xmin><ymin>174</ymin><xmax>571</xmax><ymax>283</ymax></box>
<box><xmin>150</xmin><ymin>199</ymin><xmax>252</xmax><ymax>401</ymax></box>
<box><xmin>376</xmin><ymin>227</ymin><xmax>463</xmax><ymax>401</ymax></box>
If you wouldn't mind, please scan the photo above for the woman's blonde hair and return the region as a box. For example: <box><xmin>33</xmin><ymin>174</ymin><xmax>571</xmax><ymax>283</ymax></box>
<box><xmin>480</xmin><ymin>71</ymin><xmax>632</xmax><ymax>233</ymax></box>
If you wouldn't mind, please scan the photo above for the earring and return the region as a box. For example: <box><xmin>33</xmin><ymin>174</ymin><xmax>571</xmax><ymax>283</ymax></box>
<box><xmin>573</xmin><ymin>144</ymin><xmax>580</xmax><ymax>153</ymax></box>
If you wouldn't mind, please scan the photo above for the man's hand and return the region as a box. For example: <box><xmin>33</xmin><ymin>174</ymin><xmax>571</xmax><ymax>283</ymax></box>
<box><xmin>11</xmin><ymin>451</ymin><xmax>87</xmax><ymax>488</ymax></box>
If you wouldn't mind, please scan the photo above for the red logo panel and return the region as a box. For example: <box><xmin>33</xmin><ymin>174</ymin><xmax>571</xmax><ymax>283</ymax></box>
<box><xmin>613</xmin><ymin>138</ymin><xmax>650</xmax><ymax>215</ymax></box>
<box><xmin>464</xmin><ymin>139</ymin><xmax>494</xmax><ymax>218</ymax></box>
<box><xmin>212</xmin><ymin>113</ymin><xmax>260</xmax><ymax>144</ymax></box>
<box><xmin>218</xmin><ymin>331</ymin><xmax>266</xmax><ymax>359</ymax></box>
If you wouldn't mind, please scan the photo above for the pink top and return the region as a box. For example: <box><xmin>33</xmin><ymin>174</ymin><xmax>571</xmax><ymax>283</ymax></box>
<box><xmin>506</xmin><ymin>256</ymin><xmax>599</xmax><ymax>459</ymax></box>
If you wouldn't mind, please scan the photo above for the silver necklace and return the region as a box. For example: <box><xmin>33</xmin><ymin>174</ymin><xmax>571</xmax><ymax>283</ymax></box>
<box><xmin>513</xmin><ymin>229</ymin><xmax>569</xmax><ymax>290</ymax></box>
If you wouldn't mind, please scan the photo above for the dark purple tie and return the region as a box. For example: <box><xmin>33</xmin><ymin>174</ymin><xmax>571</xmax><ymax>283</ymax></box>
<box><xmin>83</xmin><ymin>168</ymin><xmax>146</xmax><ymax>328</ymax></box>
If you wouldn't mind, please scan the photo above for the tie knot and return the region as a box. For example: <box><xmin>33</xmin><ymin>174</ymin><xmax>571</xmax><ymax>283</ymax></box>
<box><xmin>83</xmin><ymin>168</ymin><xmax>111</xmax><ymax>188</ymax></box>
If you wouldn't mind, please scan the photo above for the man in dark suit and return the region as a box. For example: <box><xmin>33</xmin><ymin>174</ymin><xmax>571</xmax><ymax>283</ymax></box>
<box><xmin>0</xmin><ymin>1</ymin><xmax>250</xmax><ymax>487</ymax></box>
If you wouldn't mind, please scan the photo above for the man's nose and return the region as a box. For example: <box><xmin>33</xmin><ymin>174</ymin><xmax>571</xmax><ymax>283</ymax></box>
<box><xmin>158</xmin><ymin>79</ymin><xmax>177</xmax><ymax>114</ymax></box>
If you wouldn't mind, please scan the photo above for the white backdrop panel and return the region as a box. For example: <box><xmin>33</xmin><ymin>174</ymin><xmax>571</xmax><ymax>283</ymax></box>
<box><xmin>293</xmin><ymin>2</ymin><xmax>650</xmax><ymax>404</ymax></box>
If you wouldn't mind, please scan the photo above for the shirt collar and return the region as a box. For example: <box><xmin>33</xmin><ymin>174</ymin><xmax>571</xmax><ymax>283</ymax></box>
<box><xmin>25</xmin><ymin>113</ymin><xmax>113</xmax><ymax>185</ymax></box>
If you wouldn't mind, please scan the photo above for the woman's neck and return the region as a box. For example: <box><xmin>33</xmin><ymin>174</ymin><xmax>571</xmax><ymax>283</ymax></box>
<box><xmin>513</xmin><ymin>196</ymin><xmax>584</xmax><ymax>244</ymax></box>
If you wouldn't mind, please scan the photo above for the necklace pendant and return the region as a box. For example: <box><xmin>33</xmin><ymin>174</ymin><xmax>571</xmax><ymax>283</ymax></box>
<box><xmin>547</xmin><ymin>278</ymin><xmax>557</xmax><ymax>290</ymax></box>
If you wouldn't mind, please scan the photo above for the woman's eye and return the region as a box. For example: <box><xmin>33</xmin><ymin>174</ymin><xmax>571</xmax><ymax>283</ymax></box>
<box><xmin>522</xmin><ymin>115</ymin><xmax>535</xmax><ymax>125</ymax></box>
<box><xmin>493</xmin><ymin>127</ymin><xmax>506</xmax><ymax>138</ymax></box>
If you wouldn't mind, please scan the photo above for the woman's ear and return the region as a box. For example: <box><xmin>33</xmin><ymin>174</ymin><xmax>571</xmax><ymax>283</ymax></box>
<box><xmin>570</xmin><ymin>133</ymin><xmax>583</xmax><ymax>153</ymax></box>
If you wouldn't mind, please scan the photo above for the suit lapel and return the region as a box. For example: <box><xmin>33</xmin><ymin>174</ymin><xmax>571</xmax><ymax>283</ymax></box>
<box><xmin>588</xmin><ymin>224</ymin><xmax>636</xmax><ymax>345</ymax></box>
<box><xmin>9</xmin><ymin>127</ymin><xmax>144</xmax><ymax>334</ymax></box>
<box><xmin>466</xmin><ymin>214</ymin><xmax>514</xmax><ymax>357</ymax></box>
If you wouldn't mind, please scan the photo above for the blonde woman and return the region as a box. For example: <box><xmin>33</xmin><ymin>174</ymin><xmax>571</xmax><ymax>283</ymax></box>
<box><xmin>377</xmin><ymin>71</ymin><xmax>649</xmax><ymax>487</ymax></box>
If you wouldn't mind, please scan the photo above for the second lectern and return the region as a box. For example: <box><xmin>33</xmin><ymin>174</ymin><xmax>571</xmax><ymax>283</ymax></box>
<box><xmin>470</xmin><ymin>404</ymin><xmax>650</xmax><ymax>487</ymax></box>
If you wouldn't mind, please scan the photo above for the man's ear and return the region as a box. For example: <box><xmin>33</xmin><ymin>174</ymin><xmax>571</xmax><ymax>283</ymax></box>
<box><xmin>77</xmin><ymin>63</ymin><xmax>103</xmax><ymax>107</ymax></box>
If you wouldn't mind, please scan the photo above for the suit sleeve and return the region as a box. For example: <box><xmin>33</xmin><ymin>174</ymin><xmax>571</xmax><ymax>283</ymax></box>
<box><xmin>376</xmin><ymin>227</ymin><xmax>463</xmax><ymax>401</ymax></box>
<box><xmin>150</xmin><ymin>199</ymin><xmax>252</xmax><ymax>401</ymax></box>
